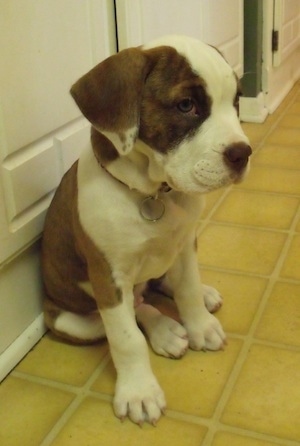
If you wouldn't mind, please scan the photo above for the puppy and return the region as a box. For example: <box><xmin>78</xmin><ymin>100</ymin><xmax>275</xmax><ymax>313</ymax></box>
<box><xmin>42</xmin><ymin>35</ymin><xmax>251</xmax><ymax>426</ymax></box>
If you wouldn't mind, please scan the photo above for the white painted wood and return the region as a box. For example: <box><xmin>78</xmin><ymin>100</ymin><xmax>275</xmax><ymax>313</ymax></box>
<box><xmin>262</xmin><ymin>0</ymin><xmax>300</xmax><ymax>114</ymax></box>
<box><xmin>0</xmin><ymin>0</ymin><xmax>116</xmax><ymax>377</ymax></box>
<box><xmin>273</xmin><ymin>0</ymin><xmax>300</xmax><ymax>67</ymax></box>
<box><xmin>239</xmin><ymin>94</ymin><xmax>269</xmax><ymax>124</ymax></box>
<box><xmin>0</xmin><ymin>313</ymin><xmax>46</xmax><ymax>382</ymax></box>
<box><xmin>0</xmin><ymin>0</ymin><xmax>116</xmax><ymax>265</ymax></box>
<box><xmin>116</xmin><ymin>0</ymin><xmax>244</xmax><ymax>75</ymax></box>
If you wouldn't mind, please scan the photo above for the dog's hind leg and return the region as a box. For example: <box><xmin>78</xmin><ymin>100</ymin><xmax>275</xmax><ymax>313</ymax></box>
<box><xmin>136</xmin><ymin>302</ymin><xmax>188</xmax><ymax>359</ymax></box>
<box><xmin>44</xmin><ymin>297</ymin><xmax>106</xmax><ymax>344</ymax></box>
<box><xmin>148</xmin><ymin>276</ymin><xmax>223</xmax><ymax>314</ymax></box>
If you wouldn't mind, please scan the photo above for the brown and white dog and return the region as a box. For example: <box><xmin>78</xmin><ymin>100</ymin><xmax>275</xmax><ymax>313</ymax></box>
<box><xmin>42</xmin><ymin>35</ymin><xmax>251</xmax><ymax>426</ymax></box>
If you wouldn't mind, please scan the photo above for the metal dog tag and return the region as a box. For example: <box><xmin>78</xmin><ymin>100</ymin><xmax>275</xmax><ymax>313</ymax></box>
<box><xmin>140</xmin><ymin>196</ymin><xmax>165</xmax><ymax>222</ymax></box>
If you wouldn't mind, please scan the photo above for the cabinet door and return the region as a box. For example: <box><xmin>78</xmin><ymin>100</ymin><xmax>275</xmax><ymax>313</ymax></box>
<box><xmin>273</xmin><ymin>0</ymin><xmax>300</xmax><ymax>67</ymax></box>
<box><xmin>0</xmin><ymin>0</ymin><xmax>116</xmax><ymax>265</ymax></box>
<box><xmin>0</xmin><ymin>0</ymin><xmax>116</xmax><ymax>371</ymax></box>
<box><xmin>116</xmin><ymin>0</ymin><xmax>244</xmax><ymax>75</ymax></box>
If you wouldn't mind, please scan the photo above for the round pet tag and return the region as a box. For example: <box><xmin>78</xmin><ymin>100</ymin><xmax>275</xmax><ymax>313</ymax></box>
<box><xmin>140</xmin><ymin>196</ymin><xmax>165</xmax><ymax>222</ymax></box>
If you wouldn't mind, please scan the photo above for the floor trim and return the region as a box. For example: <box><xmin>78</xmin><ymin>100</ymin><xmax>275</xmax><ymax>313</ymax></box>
<box><xmin>0</xmin><ymin>313</ymin><xmax>46</xmax><ymax>382</ymax></box>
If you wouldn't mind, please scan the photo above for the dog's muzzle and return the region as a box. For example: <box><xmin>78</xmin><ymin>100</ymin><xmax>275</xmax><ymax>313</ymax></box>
<box><xmin>223</xmin><ymin>142</ymin><xmax>252</xmax><ymax>172</ymax></box>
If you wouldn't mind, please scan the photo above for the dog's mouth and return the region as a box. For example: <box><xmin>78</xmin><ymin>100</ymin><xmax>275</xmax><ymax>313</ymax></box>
<box><xmin>166</xmin><ymin>165</ymin><xmax>249</xmax><ymax>194</ymax></box>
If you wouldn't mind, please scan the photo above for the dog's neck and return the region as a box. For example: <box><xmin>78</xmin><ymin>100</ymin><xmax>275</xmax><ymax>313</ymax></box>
<box><xmin>93</xmin><ymin>132</ymin><xmax>171</xmax><ymax>196</ymax></box>
<box><xmin>101</xmin><ymin>163</ymin><xmax>171</xmax><ymax>195</ymax></box>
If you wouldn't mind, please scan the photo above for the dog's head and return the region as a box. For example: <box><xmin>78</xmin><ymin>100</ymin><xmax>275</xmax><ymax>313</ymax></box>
<box><xmin>71</xmin><ymin>35</ymin><xmax>251</xmax><ymax>194</ymax></box>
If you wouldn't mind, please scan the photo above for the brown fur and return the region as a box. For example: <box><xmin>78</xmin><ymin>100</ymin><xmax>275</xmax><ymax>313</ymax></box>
<box><xmin>42</xmin><ymin>162</ymin><xmax>121</xmax><ymax>319</ymax></box>
<box><xmin>91</xmin><ymin>127</ymin><xmax>119</xmax><ymax>166</ymax></box>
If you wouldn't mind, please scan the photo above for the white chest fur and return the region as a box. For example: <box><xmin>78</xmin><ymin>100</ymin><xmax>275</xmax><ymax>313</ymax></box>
<box><xmin>77</xmin><ymin>146</ymin><xmax>204</xmax><ymax>285</ymax></box>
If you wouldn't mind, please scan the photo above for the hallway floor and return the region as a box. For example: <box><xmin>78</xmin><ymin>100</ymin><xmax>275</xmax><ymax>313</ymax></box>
<box><xmin>1</xmin><ymin>81</ymin><xmax>300</xmax><ymax>446</ymax></box>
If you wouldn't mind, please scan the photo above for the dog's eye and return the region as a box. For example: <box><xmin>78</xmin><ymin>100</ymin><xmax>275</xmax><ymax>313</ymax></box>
<box><xmin>177</xmin><ymin>98</ymin><xmax>197</xmax><ymax>115</ymax></box>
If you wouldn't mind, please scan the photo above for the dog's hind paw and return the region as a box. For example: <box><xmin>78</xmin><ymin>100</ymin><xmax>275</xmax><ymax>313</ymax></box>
<box><xmin>187</xmin><ymin>311</ymin><xmax>226</xmax><ymax>351</ymax></box>
<box><xmin>147</xmin><ymin>314</ymin><xmax>188</xmax><ymax>359</ymax></box>
<box><xmin>203</xmin><ymin>284</ymin><xmax>223</xmax><ymax>313</ymax></box>
<box><xmin>136</xmin><ymin>303</ymin><xmax>188</xmax><ymax>358</ymax></box>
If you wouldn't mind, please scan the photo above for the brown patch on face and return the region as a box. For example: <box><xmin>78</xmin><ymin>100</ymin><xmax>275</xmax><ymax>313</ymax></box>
<box><xmin>234</xmin><ymin>75</ymin><xmax>242</xmax><ymax>116</ymax></box>
<box><xmin>139</xmin><ymin>47</ymin><xmax>212</xmax><ymax>152</ymax></box>
<box><xmin>91</xmin><ymin>127</ymin><xmax>119</xmax><ymax>166</ymax></box>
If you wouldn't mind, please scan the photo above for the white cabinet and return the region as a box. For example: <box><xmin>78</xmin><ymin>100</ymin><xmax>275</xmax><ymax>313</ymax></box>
<box><xmin>0</xmin><ymin>0</ymin><xmax>116</xmax><ymax>265</ymax></box>
<box><xmin>262</xmin><ymin>0</ymin><xmax>300</xmax><ymax>113</ymax></box>
<box><xmin>0</xmin><ymin>0</ymin><xmax>116</xmax><ymax>379</ymax></box>
<box><xmin>273</xmin><ymin>0</ymin><xmax>300</xmax><ymax>67</ymax></box>
<box><xmin>116</xmin><ymin>0</ymin><xmax>244</xmax><ymax>75</ymax></box>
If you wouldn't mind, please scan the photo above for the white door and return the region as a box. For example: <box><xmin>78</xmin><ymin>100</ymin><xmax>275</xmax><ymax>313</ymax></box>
<box><xmin>0</xmin><ymin>0</ymin><xmax>116</xmax><ymax>379</ymax></box>
<box><xmin>116</xmin><ymin>0</ymin><xmax>244</xmax><ymax>76</ymax></box>
<box><xmin>273</xmin><ymin>0</ymin><xmax>300</xmax><ymax>67</ymax></box>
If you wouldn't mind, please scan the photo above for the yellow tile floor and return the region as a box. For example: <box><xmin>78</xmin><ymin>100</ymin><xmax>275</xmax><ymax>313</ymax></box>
<box><xmin>1</xmin><ymin>81</ymin><xmax>300</xmax><ymax>445</ymax></box>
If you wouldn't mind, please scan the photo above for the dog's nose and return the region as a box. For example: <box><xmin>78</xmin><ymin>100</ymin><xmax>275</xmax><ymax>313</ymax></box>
<box><xmin>223</xmin><ymin>143</ymin><xmax>252</xmax><ymax>171</ymax></box>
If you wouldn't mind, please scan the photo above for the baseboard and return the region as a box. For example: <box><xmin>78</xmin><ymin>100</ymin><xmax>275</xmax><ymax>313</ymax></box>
<box><xmin>266</xmin><ymin>78</ymin><xmax>295</xmax><ymax>114</ymax></box>
<box><xmin>239</xmin><ymin>92</ymin><xmax>269</xmax><ymax>123</ymax></box>
<box><xmin>0</xmin><ymin>313</ymin><xmax>46</xmax><ymax>382</ymax></box>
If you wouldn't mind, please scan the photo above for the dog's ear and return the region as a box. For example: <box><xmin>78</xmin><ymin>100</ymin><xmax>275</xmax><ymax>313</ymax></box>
<box><xmin>70</xmin><ymin>48</ymin><xmax>151</xmax><ymax>155</ymax></box>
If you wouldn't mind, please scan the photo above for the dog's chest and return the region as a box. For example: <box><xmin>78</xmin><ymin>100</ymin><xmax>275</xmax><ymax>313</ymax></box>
<box><xmin>77</xmin><ymin>148</ymin><xmax>203</xmax><ymax>283</ymax></box>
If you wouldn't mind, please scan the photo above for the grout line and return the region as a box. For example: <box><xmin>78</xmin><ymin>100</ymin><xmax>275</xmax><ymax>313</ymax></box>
<box><xmin>39</xmin><ymin>352</ymin><xmax>112</xmax><ymax>446</ymax></box>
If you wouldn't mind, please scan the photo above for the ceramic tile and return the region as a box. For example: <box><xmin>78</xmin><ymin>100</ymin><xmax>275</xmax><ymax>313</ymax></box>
<box><xmin>16</xmin><ymin>333</ymin><xmax>109</xmax><ymax>386</ymax></box>
<box><xmin>279</xmin><ymin>113</ymin><xmax>300</xmax><ymax>128</ymax></box>
<box><xmin>91</xmin><ymin>357</ymin><xmax>115</xmax><ymax>396</ymax></box>
<box><xmin>51</xmin><ymin>397</ymin><xmax>207</xmax><ymax>446</ymax></box>
<box><xmin>0</xmin><ymin>376</ymin><xmax>74</xmax><ymax>446</ymax></box>
<box><xmin>253</xmin><ymin>144</ymin><xmax>300</xmax><ymax>169</ymax></box>
<box><xmin>221</xmin><ymin>345</ymin><xmax>300</xmax><ymax>441</ymax></box>
<box><xmin>201</xmin><ymin>188</ymin><xmax>228</xmax><ymax>219</ymax></box>
<box><xmin>241</xmin><ymin>122</ymin><xmax>270</xmax><ymax>146</ymax></box>
<box><xmin>152</xmin><ymin>340</ymin><xmax>242</xmax><ymax>418</ymax></box>
<box><xmin>198</xmin><ymin>224</ymin><xmax>286</xmax><ymax>275</ymax></box>
<box><xmin>255</xmin><ymin>282</ymin><xmax>300</xmax><ymax>347</ymax></box>
<box><xmin>212</xmin><ymin>432</ymin><xmax>276</xmax><ymax>446</ymax></box>
<box><xmin>280</xmin><ymin>234</ymin><xmax>300</xmax><ymax>280</ymax></box>
<box><xmin>237</xmin><ymin>165</ymin><xmax>300</xmax><ymax>195</ymax></box>
<box><xmin>211</xmin><ymin>190</ymin><xmax>299</xmax><ymax>229</ymax></box>
<box><xmin>285</xmin><ymin>101</ymin><xmax>300</xmax><ymax>114</ymax></box>
<box><xmin>201</xmin><ymin>270</ymin><xmax>267</xmax><ymax>334</ymax></box>
<box><xmin>93</xmin><ymin>339</ymin><xmax>242</xmax><ymax>418</ymax></box>
<box><xmin>266</xmin><ymin>127</ymin><xmax>300</xmax><ymax>146</ymax></box>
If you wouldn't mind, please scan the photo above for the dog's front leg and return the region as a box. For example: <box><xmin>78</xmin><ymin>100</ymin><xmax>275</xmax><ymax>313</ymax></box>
<box><xmin>100</xmin><ymin>295</ymin><xmax>166</xmax><ymax>425</ymax></box>
<box><xmin>166</xmin><ymin>239</ymin><xmax>226</xmax><ymax>351</ymax></box>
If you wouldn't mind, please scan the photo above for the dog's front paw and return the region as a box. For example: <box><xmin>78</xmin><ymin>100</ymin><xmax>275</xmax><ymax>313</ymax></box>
<box><xmin>203</xmin><ymin>284</ymin><xmax>223</xmax><ymax>313</ymax></box>
<box><xmin>114</xmin><ymin>372</ymin><xmax>166</xmax><ymax>426</ymax></box>
<box><xmin>147</xmin><ymin>314</ymin><xmax>188</xmax><ymax>359</ymax></box>
<box><xmin>187</xmin><ymin>311</ymin><xmax>226</xmax><ymax>351</ymax></box>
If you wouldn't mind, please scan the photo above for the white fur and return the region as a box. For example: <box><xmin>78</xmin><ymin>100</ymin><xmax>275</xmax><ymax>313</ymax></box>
<box><xmin>100</xmin><ymin>302</ymin><xmax>166</xmax><ymax>424</ymax></box>
<box><xmin>54</xmin><ymin>311</ymin><xmax>106</xmax><ymax>340</ymax></box>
